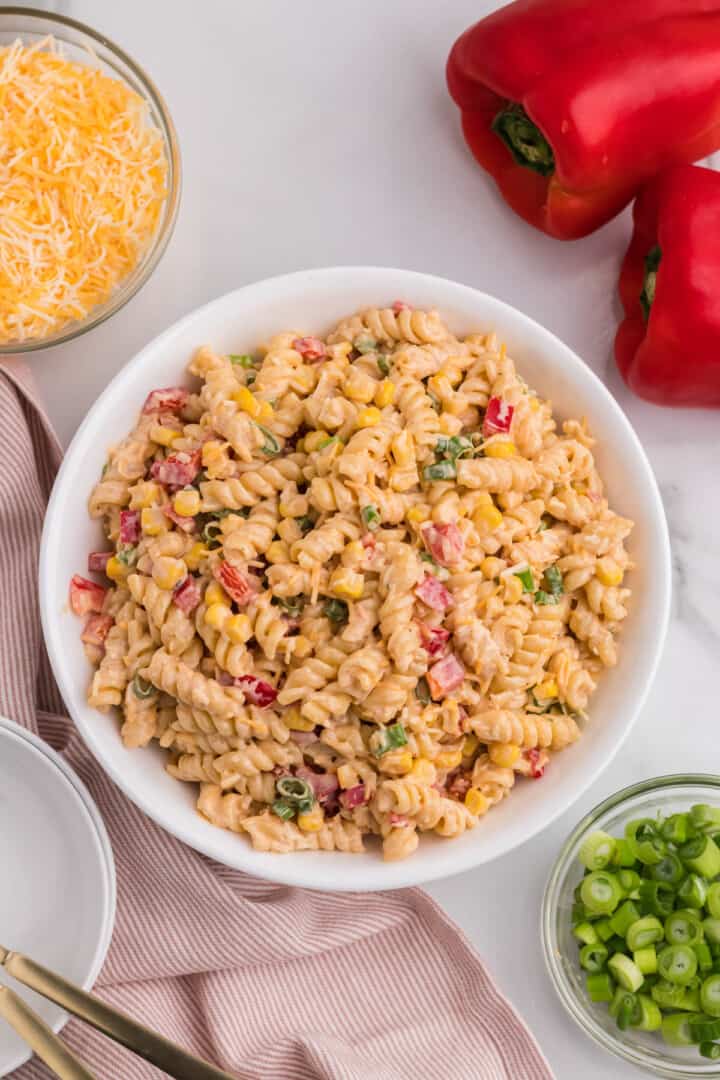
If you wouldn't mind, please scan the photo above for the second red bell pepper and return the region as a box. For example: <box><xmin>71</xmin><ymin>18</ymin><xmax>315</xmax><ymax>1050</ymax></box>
<box><xmin>446</xmin><ymin>0</ymin><xmax>720</xmax><ymax>239</ymax></box>
<box><xmin>615</xmin><ymin>164</ymin><xmax>720</xmax><ymax>408</ymax></box>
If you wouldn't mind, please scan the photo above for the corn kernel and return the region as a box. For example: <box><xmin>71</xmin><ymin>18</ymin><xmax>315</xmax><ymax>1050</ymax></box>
<box><xmin>484</xmin><ymin>440</ymin><xmax>516</xmax><ymax>459</ymax></box>
<box><xmin>329</xmin><ymin>567</ymin><xmax>364</xmax><ymax>600</ymax></box>
<box><xmin>375</xmin><ymin>379</ymin><xmax>395</xmax><ymax>408</ymax></box>
<box><xmin>257</xmin><ymin>401</ymin><xmax>275</xmax><ymax>423</ymax></box>
<box><xmin>337</xmin><ymin>764</ymin><xmax>357</xmax><ymax>789</ymax></box>
<box><xmin>232</xmin><ymin>386</ymin><xmax>261</xmax><ymax>417</ymax></box>
<box><xmin>572</xmin><ymin>481</ymin><xmax>588</xmax><ymax>495</ymax></box>
<box><xmin>291</xmin><ymin>634</ymin><xmax>313</xmax><ymax>659</ymax></box>
<box><xmin>489</xmin><ymin>743</ymin><xmax>521</xmax><ymax>768</ymax></box>
<box><xmin>173</xmin><ymin>488</ymin><xmax>200</xmax><ymax>517</ymax></box>
<box><xmin>410</xmin><ymin>759</ymin><xmax>436</xmax><ymax>784</ymax></box>
<box><xmin>596</xmin><ymin>559</ymin><xmax>624</xmax><ymax>587</ymax></box>
<box><xmin>502</xmin><ymin>575</ymin><xmax>524</xmax><ymax>604</ymax></box>
<box><xmin>205</xmin><ymin>602</ymin><xmax>230</xmax><ymax>630</ymax></box>
<box><xmin>529</xmin><ymin>397</ymin><xmax>540</xmax><ymax>411</ymax></box>
<box><xmin>406</xmin><ymin>505</ymin><xmax>429</xmax><ymax>525</ymax></box>
<box><xmin>332</xmin><ymin>341</ymin><xmax>353</xmax><ymax>359</ymax></box>
<box><xmin>285</xmin><ymin>707</ymin><xmax>316</xmax><ymax>732</ymax></box>
<box><xmin>427</xmin><ymin>374</ymin><xmax>445</xmax><ymax>396</ymax></box>
<box><xmin>152</xmin><ymin>556</ymin><xmax>186</xmax><ymax>591</ymax></box>
<box><xmin>266</xmin><ymin>540</ymin><xmax>290</xmax><ymax>564</ymax></box>
<box><xmin>140</xmin><ymin>507</ymin><xmax>168</xmax><ymax>536</ymax></box>
<box><xmin>480</xmin><ymin>556</ymin><xmax>504</xmax><ymax>578</ymax></box>
<box><xmin>473</xmin><ymin>503</ymin><xmax>503</xmax><ymax>531</ymax></box>
<box><xmin>341</xmin><ymin>540</ymin><xmax>364</xmax><ymax>566</ymax></box>
<box><xmin>105</xmin><ymin>555</ymin><xmax>128</xmax><ymax>582</ymax></box>
<box><xmin>201</xmin><ymin>440</ymin><xmax>227</xmax><ymax>467</ymax></box>
<box><xmin>149</xmin><ymin>424</ymin><xmax>181</xmax><ymax>447</ymax></box>
<box><xmin>435</xmin><ymin>749</ymin><xmax>463</xmax><ymax>772</ymax></box>
<box><xmin>129</xmin><ymin>481</ymin><xmax>162</xmax><ymax>509</ymax></box>
<box><xmin>297</xmin><ymin>807</ymin><xmax>324</xmax><ymax>832</ymax></box>
<box><xmin>535</xmin><ymin>678</ymin><xmax>559</xmax><ymax>700</ymax></box>
<box><xmin>392</xmin><ymin>750</ymin><xmax>414</xmax><ymax>775</ymax></box>
<box><xmin>205</xmin><ymin>581</ymin><xmax>229</xmax><ymax>607</ymax></box>
<box><xmin>303</xmin><ymin>430</ymin><xmax>329</xmax><ymax>453</ymax></box>
<box><xmin>184</xmin><ymin>542</ymin><xmax>209</xmax><ymax>571</ymax></box>
<box><xmin>356</xmin><ymin>406</ymin><xmax>381</xmax><ymax>428</ymax></box>
<box><xmin>225</xmin><ymin>613</ymin><xmax>252</xmax><ymax>644</ymax></box>
<box><xmin>463</xmin><ymin>733</ymin><xmax>480</xmax><ymax>758</ymax></box>
<box><xmin>391</xmin><ymin>430</ymin><xmax>414</xmax><ymax>468</ymax></box>
<box><xmin>291</xmin><ymin>367</ymin><xmax>317</xmax><ymax>396</ymax></box>
<box><xmin>465</xmin><ymin>788</ymin><xmax>490</xmax><ymax>816</ymax></box>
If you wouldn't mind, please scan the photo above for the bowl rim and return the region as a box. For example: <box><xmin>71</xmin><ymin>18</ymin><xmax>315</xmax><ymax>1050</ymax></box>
<box><xmin>39</xmin><ymin>266</ymin><xmax>672</xmax><ymax>890</ymax></box>
<box><xmin>0</xmin><ymin>714</ymin><xmax>116</xmax><ymax>1076</ymax></box>
<box><xmin>541</xmin><ymin>773</ymin><xmax>720</xmax><ymax>1079</ymax></box>
<box><xmin>0</xmin><ymin>5</ymin><xmax>182</xmax><ymax>354</ymax></box>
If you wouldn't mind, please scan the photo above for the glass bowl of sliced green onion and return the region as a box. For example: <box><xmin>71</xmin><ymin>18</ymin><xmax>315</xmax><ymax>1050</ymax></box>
<box><xmin>542</xmin><ymin>776</ymin><xmax>720</xmax><ymax>1078</ymax></box>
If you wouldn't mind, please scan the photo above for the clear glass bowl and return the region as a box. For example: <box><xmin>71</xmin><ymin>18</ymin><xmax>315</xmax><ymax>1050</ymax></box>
<box><xmin>542</xmin><ymin>775</ymin><xmax>720</xmax><ymax>1079</ymax></box>
<box><xmin>0</xmin><ymin>7</ymin><xmax>181</xmax><ymax>353</ymax></box>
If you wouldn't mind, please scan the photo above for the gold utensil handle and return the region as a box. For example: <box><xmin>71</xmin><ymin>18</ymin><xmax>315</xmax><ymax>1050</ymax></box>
<box><xmin>0</xmin><ymin>985</ymin><xmax>97</xmax><ymax>1080</ymax></box>
<box><xmin>3</xmin><ymin>952</ymin><xmax>236</xmax><ymax>1080</ymax></box>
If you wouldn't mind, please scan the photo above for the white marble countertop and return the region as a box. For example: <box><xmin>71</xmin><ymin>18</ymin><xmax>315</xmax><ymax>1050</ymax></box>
<box><xmin>25</xmin><ymin>1</ymin><xmax>719</xmax><ymax>1076</ymax></box>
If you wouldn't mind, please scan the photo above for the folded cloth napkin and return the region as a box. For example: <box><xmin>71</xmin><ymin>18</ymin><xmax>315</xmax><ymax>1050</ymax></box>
<box><xmin>0</xmin><ymin>361</ymin><xmax>553</xmax><ymax>1080</ymax></box>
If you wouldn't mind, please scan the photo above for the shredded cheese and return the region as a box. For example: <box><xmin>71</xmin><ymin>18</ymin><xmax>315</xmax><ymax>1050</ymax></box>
<box><xmin>0</xmin><ymin>36</ymin><xmax>168</xmax><ymax>344</ymax></box>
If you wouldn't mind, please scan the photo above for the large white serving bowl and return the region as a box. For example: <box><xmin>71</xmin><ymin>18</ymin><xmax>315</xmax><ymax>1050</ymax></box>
<box><xmin>40</xmin><ymin>267</ymin><xmax>671</xmax><ymax>891</ymax></box>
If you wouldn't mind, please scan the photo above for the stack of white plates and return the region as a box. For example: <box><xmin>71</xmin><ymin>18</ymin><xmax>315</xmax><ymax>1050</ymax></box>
<box><xmin>0</xmin><ymin>716</ymin><xmax>115</xmax><ymax>1076</ymax></box>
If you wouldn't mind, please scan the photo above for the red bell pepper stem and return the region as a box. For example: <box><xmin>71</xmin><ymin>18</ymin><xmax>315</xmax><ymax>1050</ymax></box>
<box><xmin>447</xmin><ymin>0</ymin><xmax>720</xmax><ymax>240</ymax></box>
<box><xmin>615</xmin><ymin>164</ymin><xmax>720</xmax><ymax>408</ymax></box>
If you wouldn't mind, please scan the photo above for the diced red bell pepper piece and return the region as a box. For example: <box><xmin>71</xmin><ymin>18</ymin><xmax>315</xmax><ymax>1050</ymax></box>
<box><xmin>119</xmin><ymin>509</ymin><xmax>141</xmax><ymax>545</ymax></box>
<box><xmin>526</xmin><ymin>748</ymin><xmax>546</xmax><ymax>779</ymax></box>
<box><xmin>392</xmin><ymin>300</ymin><xmax>413</xmax><ymax>313</ymax></box>
<box><xmin>163</xmin><ymin>504</ymin><xmax>197</xmax><ymax>533</ymax></box>
<box><xmin>426</xmin><ymin>653</ymin><xmax>465</xmax><ymax>699</ymax></box>
<box><xmin>482</xmin><ymin>396</ymin><xmax>514</xmax><ymax>437</ymax></box>
<box><xmin>87</xmin><ymin>551</ymin><xmax>111</xmax><ymax>574</ymax></box>
<box><xmin>80</xmin><ymin>613</ymin><xmax>113</xmax><ymax>647</ymax></box>
<box><xmin>234</xmin><ymin>674</ymin><xmax>278</xmax><ymax>707</ymax></box>
<box><xmin>213</xmin><ymin>561</ymin><xmax>258</xmax><ymax>606</ymax></box>
<box><xmin>415</xmin><ymin>573</ymin><xmax>452</xmax><ymax>612</ymax></box>
<box><xmin>417</xmin><ymin>621</ymin><xmax>451</xmax><ymax>658</ymax></box>
<box><xmin>69</xmin><ymin>574</ymin><xmax>107</xmax><ymax>616</ymax></box>
<box><xmin>142</xmin><ymin>387</ymin><xmax>189</xmax><ymax>414</ymax></box>
<box><xmin>173</xmin><ymin>576</ymin><xmax>202</xmax><ymax>614</ymax></box>
<box><xmin>340</xmin><ymin>784</ymin><xmax>368</xmax><ymax>809</ymax></box>
<box><xmin>292</xmin><ymin>336</ymin><xmax>327</xmax><ymax>362</ymax></box>
<box><xmin>150</xmin><ymin>449</ymin><xmax>201</xmax><ymax>488</ymax></box>
<box><xmin>388</xmin><ymin>813</ymin><xmax>410</xmax><ymax>827</ymax></box>
<box><xmin>447</xmin><ymin>2</ymin><xmax>720</xmax><ymax>239</ymax></box>
<box><xmin>421</xmin><ymin>522</ymin><xmax>464</xmax><ymax>567</ymax></box>
<box><xmin>615</xmin><ymin>163</ymin><xmax>720</xmax><ymax>408</ymax></box>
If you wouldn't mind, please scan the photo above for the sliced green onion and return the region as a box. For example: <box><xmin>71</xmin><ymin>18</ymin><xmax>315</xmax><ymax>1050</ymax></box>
<box><xmin>665</xmin><ymin>911</ymin><xmax>704</xmax><ymax>947</ymax></box>
<box><xmin>595</xmin><ymin>918</ymin><xmax>615</xmax><ymax>943</ymax></box>
<box><xmin>696</xmin><ymin>943</ymin><xmax>714</xmax><ymax>974</ymax></box>
<box><xmin>361</xmin><ymin>504</ymin><xmax>381</xmax><ymax>531</ymax></box>
<box><xmin>276</xmin><ymin>776</ymin><xmax>314</xmax><ymax>806</ymax></box>
<box><xmin>228</xmin><ymin>354</ymin><xmax>255</xmax><ymax>367</ymax></box>
<box><xmin>272</xmin><ymin>799</ymin><xmax>296</xmax><ymax>821</ymax></box>
<box><xmin>296</xmin><ymin>515</ymin><xmax>314</xmax><ymax>533</ymax></box>
<box><xmin>534</xmin><ymin>589</ymin><xmax>558</xmax><ymax>606</ymax></box>
<box><xmin>273</xmin><ymin>595</ymin><xmax>305</xmax><ymax>618</ymax></box>
<box><xmin>323</xmin><ymin>598</ymin><xmax>349</xmax><ymax>624</ymax></box>
<box><xmin>661</xmin><ymin>813</ymin><xmax>692</xmax><ymax>846</ymax></box>
<box><xmin>651</xmin><ymin>853</ymin><xmax>685</xmax><ymax>885</ymax></box>
<box><xmin>586</xmin><ymin>972</ymin><xmax>615</xmax><ymax>1003</ymax></box>
<box><xmin>117</xmin><ymin>545</ymin><xmax>138</xmax><ymax>567</ymax></box>
<box><xmin>700</xmin><ymin>1042</ymin><xmax>720</xmax><ymax>1060</ymax></box>
<box><xmin>580</xmin><ymin>871</ymin><xmax>624</xmax><ymax>916</ymax></box>
<box><xmin>612</xmin><ymin>839</ymin><xmax>637</xmax><ymax>868</ymax></box>
<box><xmin>317</xmin><ymin>435</ymin><xmax>342</xmax><ymax>450</ymax></box>
<box><xmin>254</xmin><ymin>422</ymin><xmax>281</xmax><ymax>456</ymax></box>
<box><xmin>690</xmin><ymin>1016</ymin><xmax>720</xmax><ymax>1043</ymax></box>
<box><xmin>618</xmin><ymin>868</ymin><xmax>642</xmax><ymax>894</ymax></box>
<box><xmin>608</xmin><ymin>953</ymin><xmax>644</xmax><ymax>993</ymax></box>
<box><xmin>652</xmin><ymin>980</ymin><xmax>688</xmax><ymax>1009</ymax></box>
<box><xmin>635</xmin><ymin>835</ymin><xmax>667</xmax><ymax>866</ymax></box>
<box><xmin>542</xmin><ymin>564</ymin><xmax>563</xmax><ymax>597</ymax></box>
<box><xmin>661</xmin><ymin>1012</ymin><xmax>697</xmax><ymax>1047</ymax></box>
<box><xmin>580</xmin><ymin>944</ymin><xmax>608</xmax><ymax>973</ymax></box>
<box><xmin>631</xmin><ymin>994</ymin><xmax>662</xmax><ymax>1032</ymax></box>
<box><xmin>708</xmin><ymin>884</ymin><xmax>720</xmax><ymax>920</ymax></box>
<box><xmin>625</xmin><ymin>818</ymin><xmax>658</xmax><ymax>861</ymax></box>
<box><xmin>681</xmin><ymin>835</ymin><xmax>720</xmax><ymax>879</ymax></box>
<box><xmin>679</xmin><ymin>873</ymin><xmax>709</xmax><ymax>910</ymax></box>
<box><xmin>377</xmin><ymin>355</ymin><xmax>390</xmax><ymax>376</ymax></box>
<box><xmin>373</xmin><ymin>723</ymin><xmax>408</xmax><ymax>758</ymax></box>
<box><xmin>691</xmin><ymin>805</ymin><xmax>720</xmax><ymax>832</ymax></box>
<box><xmin>701</xmin><ymin>975</ymin><xmax>720</xmax><ymax>1017</ymax></box>
<box><xmin>579</xmin><ymin>831</ymin><xmax>618</xmax><ymax>872</ymax></box>
<box><xmin>132</xmin><ymin>675</ymin><xmax>155</xmax><ymax>700</ymax></box>
<box><xmin>354</xmin><ymin>334</ymin><xmax>377</xmax><ymax>354</ymax></box>
<box><xmin>638</xmin><ymin>879</ymin><xmax>676</xmax><ymax>918</ymax></box>
<box><xmin>609</xmin><ymin>900</ymin><xmax>642</xmax><ymax>939</ymax></box>
<box><xmin>415</xmin><ymin>677</ymin><xmax>431</xmax><ymax>705</ymax></box>
<box><xmin>658</xmin><ymin>945</ymin><xmax>698</xmax><ymax>986</ymax></box>
<box><xmin>705</xmin><ymin>919</ymin><xmax>720</xmax><ymax>945</ymax></box>
<box><xmin>573</xmin><ymin>922</ymin><xmax>600</xmax><ymax>946</ymax></box>
<box><xmin>423</xmin><ymin>460</ymin><xmax>457</xmax><ymax>482</ymax></box>
<box><xmin>627</xmin><ymin>916</ymin><xmax>664</xmax><ymax>952</ymax></box>
<box><xmin>513</xmin><ymin>568</ymin><xmax>535</xmax><ymax>594</ymax></box>
<box><xmin>634</xmin><ymin>947</ymin><xmax>658</xmax><ymax>976</ymax></box>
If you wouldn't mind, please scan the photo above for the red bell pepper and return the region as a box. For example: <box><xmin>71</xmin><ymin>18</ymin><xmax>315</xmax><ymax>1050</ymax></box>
<box><xmin>446</xmin><ymin>0</ymin><xmax>720</xmax><ymax>240</ymax></box>
<box><xmin>615</xmin><ymin>164</ymin><xmax>720</xmax><ymax>408</ymax></box>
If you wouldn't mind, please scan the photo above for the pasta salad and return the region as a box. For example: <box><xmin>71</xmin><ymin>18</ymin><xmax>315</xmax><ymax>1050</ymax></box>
<box><xmin>71</xmin><ymin>304</ymin><xmax>633</xmax><ymax>861</ymax></box>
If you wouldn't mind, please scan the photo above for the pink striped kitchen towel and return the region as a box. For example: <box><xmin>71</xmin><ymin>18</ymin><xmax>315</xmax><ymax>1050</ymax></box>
<box><xmin>0</xmin><ymin>360</ymin><xmax>553</xmax><ymax>1080</ymax></box>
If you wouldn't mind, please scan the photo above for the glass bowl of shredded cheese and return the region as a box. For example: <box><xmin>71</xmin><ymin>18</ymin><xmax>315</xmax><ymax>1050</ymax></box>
<box><xmin>0</xmin><ymin>8</ymin><xmax>180</xmax><ymax>352</ymax></box>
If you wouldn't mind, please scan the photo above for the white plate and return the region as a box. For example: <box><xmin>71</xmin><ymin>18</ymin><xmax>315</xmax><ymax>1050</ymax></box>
<box><xmin>0</xmin><ymin>717</ymin><xmax>115</xmax><ymax>1076</ymax></box>
<box><xmin>39</xmin><ymin>266</ymin><xmax>671</xmax><ymax>891</ymax></box>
